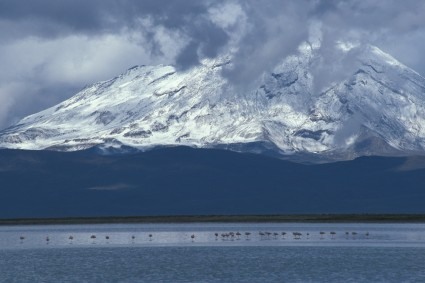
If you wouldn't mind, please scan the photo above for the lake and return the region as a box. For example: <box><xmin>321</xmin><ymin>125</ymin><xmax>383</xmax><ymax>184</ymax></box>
<box><xmin>1</xmin><ymin>222</ymin><xmax>424</xmax><ymax>282</ymax></box>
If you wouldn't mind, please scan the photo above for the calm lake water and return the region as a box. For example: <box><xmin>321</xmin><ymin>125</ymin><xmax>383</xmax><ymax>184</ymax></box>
<box><xmin>1</xmin><ymin>223</ymin><xmax>425</xmax><ymax>282</ymax></box>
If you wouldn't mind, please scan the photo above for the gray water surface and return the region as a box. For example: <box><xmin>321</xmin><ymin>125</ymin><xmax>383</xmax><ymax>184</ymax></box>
<box><xmin>1</xmin><ymin>223</ymin><xmax>424</xmax><ymax>282</ymax></box>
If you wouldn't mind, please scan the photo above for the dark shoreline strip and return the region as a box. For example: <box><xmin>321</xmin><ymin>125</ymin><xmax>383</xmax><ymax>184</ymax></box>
<box><xmin>1</xmin><ymin>214</ymin><xmax>425</xmax><ymax>226</ymax></box>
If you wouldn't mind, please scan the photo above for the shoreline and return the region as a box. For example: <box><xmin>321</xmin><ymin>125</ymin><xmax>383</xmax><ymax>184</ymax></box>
<box><xmin>2</xmin><ymin>214</ymin><xmax>425</xmax><ymax>226</ymax></box>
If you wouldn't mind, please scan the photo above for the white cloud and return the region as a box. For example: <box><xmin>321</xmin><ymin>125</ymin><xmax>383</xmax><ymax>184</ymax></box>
<box><xmin>0</xmin><ymin>25</ymin><xmax>187</xmax><ymax>129</ymax></box>
<box><xmin>1</xmin><ymin>32</ymin><xmax>151</xmax><ymax>85</ymax></box>
<box><xmin>336</xmin><ymin>40</ymin><xmax>360</xmax><ymax>53</ymax></box>
<box><xmin>208</xmin><ymin>2</ymin><xmax>245</xmax><ymax>29</ymax></box>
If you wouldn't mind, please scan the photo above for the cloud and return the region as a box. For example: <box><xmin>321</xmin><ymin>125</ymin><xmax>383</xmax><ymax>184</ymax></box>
<box><xmin>0</xmin><ymin>83</ymin><xmax>20</xmax><ymax>126</ymax></box>
<box><xmin>221</xmin><ymin>0</ymin><xmax>314</xmax><ymax>86</ymax></box>
<box><xmin>0</xmin><ymin>0</ymin><xmax>228</xmax><ymax>129</ymax></box>
<box><xmin>0</xmin><ymin>15</ymin><xmax>190</xmax><ymax>128</ymax></box>
<box><xmin>0</xmin><ymin>0</ymin><xmax>425</xmax><ymax>130</ymax></box>
<box><xmin>0</xmin><ymin>30</ymin><xmax>175</xmax><ymax>128</ymax></box>
<box><xmin>314</xmin><ymin>0</ymin><xmax>425</xmax><ymax>74</ymax></box>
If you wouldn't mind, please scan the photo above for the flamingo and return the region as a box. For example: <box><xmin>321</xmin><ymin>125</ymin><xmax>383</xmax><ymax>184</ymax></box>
<box><xmin>259</xmin><ymin>232</ymin><xmax>265</xmax><ymax>240</ymax></box>
<box><xmin>214</xmin><ymin>233</ymin><xmax>219</xmax><ymax>240</ymax></box>
<box><xmin>293</xmin><ymin>232</ymin><xmax>302</xmax><ymax>240</ymax></box>
<box><xmin>245</xmin><ymin>232</ymin><xmax>251</xmax><ymax>240</ymax></box>
<box><xmin>265</xmin><ymin>232</ymin><xmax>272</xmax><ymax>240</ymax></box>
<box><xmin>236</xmin><ymin>232</ymin><xmax>241</xmax><ymax>240</ymax></box>
<box><xmin>330</xmin><ymin>232</ymin><xmax>336</xmax><ymax>239</ymax></box>
<box><xmin>281</xmin><ymin>232</ymin><xmax>287</xmax><ymax>239</ymax></box>
<box><xmin>273</xmin><ymin>232</ymin><xmax>279</xmax><ymax>239</ymax></box>
<box><xmin>319</xmin><ymin>231</ymin><xmax>325</xmax><ymax>239</ymax></box>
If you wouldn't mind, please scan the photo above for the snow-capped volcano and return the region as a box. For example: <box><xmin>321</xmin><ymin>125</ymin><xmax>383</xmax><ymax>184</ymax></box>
<box><xmin>1</xmin><ymin>41</ymin><xmax>425</xmax><ymax>162</ymax></box>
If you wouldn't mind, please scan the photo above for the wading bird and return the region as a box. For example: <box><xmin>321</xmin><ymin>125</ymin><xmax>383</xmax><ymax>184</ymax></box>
<box><xmin>236</xmin><ymin>232</ymin><xmax>241</xmax><ymax>240</ymax></box>
<box><xmin>245</xmin><ymin>232</ymin><xmax>251</xmax><ymax>240</ymax></box>
<box><xmin>293</xmin><ymin>232</ymin><xmax>302</xmax><ymax>240</ymax></box>
<box><xmin>259</xmin><ymin>232</ymin><xmax>265</xmax><ymax>240</ymax></box>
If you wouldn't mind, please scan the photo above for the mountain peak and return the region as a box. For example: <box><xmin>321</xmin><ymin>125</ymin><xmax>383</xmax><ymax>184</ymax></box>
<box><xmin>1</xmin><ymin>43</ymin><xmax>425</xmax><ymax>162</ymax></box>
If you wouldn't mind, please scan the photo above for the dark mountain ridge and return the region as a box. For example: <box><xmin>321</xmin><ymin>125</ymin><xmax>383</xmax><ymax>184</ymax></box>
<box><xmin>1</xmin><ymin>147</ymin><xmax>425</xmax><ymax>218</ymax></box>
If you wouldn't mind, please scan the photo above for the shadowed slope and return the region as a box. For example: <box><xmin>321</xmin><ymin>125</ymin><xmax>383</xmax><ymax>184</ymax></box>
<box><xmin>1</xmin><ymin>147</ymin><xmax>425</xmax><ymax>218</ymax></box>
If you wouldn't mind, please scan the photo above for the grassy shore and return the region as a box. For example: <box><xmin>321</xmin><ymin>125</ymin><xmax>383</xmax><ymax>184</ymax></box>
<box><xmin>1</xmin><ymin>214</ymin><xmax>425</xmax><ymax>225</ymax></box>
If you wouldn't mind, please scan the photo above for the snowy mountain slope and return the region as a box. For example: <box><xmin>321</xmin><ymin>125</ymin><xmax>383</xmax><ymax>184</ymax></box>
<box><xmin>1</xmin><ymin>41</ymin><xmax>425</xmax><ymax>162</ymax></box>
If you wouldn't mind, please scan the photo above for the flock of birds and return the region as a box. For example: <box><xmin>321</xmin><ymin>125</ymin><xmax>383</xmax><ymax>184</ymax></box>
<box><xmin>214</xmin><ymin>231</ymin><xmax>369</xmax><ymax>241</ymax></box>
<box><xmin>18</xmin><ymin>231</ymin><xmax>370</xmax><ymax>244</ymax></box>
<box><xmin>18</xmin><ymin>233</ymin><xmax>154</xmax><ymax>244</ymax></box>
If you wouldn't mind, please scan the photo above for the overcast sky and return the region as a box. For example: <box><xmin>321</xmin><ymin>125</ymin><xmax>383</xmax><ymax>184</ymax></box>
<box><xmin>1</xmin><ymin>0</ymin><xmax>425</xmax><ymax>130</ymax></box>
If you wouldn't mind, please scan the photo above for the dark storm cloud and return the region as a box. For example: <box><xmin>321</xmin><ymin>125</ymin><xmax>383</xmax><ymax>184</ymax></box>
<box><xmin>0</xmin><ymin>0</ymin><xmax>230</xmax><ymax>67</ymax></box>
<box><xmin>173</xmin><ymin>12</ymin><xmax>230</xmax><ymax>69</ymax></box>
<box><xmin>0</xmin><ymin>0</ymin><xmax>205</xmax><ymax>32</ymax></box>
<box><xmin>1</xmin><ymin>0</ymin><xmax>425</xmax><ymax>130</ymax></box>
<box><xmin>1</xmin><ymin>0</ymin><xmax>425</xmax><ymax>69</ymax></box>
<box><xmin>2</xmin><ymin>0</ymin><xmax>424</xmax><ymax>73</ymax></box>
<box><xmin>0</xmin><ymin>0</ymin><xmax>111</xmax><ymax>40</ymax></box>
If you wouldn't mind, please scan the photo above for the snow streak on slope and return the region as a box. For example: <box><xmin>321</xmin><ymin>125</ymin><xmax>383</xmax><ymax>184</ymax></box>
<box><xmin>1</xmin><ymin>42</ymin><xmax>425</xmax><ymax>162</ymax></box>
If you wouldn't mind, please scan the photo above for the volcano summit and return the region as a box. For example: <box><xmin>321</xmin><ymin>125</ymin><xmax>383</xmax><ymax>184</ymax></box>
<box><xmin>1</xmin><ymin>41</ymin><xmax>425</xmax><ymax>162</ymax></box>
